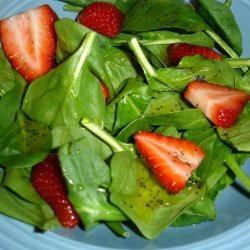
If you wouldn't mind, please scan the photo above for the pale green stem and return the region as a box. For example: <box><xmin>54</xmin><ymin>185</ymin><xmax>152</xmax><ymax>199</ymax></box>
<box><xmin>225</xmin><ymin>156</ymin><xmax>250</xmax><ymax>191</ymax></box>
<box><xmin>205</xmin><ymin>29</ymin><xmax>238</xmax><ymax>58</ymax></box>
<box><xmin>225</xmin><ymin>58</ymin><xmax>250</xmax><ymax>68</ymax></box>
<box><xmin>63</xmin><ymin>4</ymin><xmax>83</xmax><ymax>13</ymax></box>
<box><xmin>140</xmin><ymin>38</ymin><xmax>182</xmax><ymax>46</ymax></box>
<box><xmin>129</xmin><ymin>37</ymin><xmax>157</xmax><ymax>78</ymax></box>
<box><xmin>75</xmin><ymin>32</ymin><xmax>96</xmax><ymax>77</ymax></box>
<box><xmin>81</xmin><ymin>118</ymin><xmax>131</xmax><ymax>153</ymax></box>
<box><xmin>205</xmin><ymin>30</ymin><xmax>248</xmax><ymax>72</ymax></box>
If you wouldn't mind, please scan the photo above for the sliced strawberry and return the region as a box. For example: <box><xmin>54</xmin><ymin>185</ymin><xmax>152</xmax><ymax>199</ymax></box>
<box><xmin>31</xmin><ymin>154</ymin><xmax>79</xmax><ymax>228</ymax></box>
<box><xmin>0</xmin><ymin>4</ymin><xmax>58</xmax><ymax>83</ymax></box>
<box><xmin>134</xmin><ymin>131</ymin><xmax>206</xmax><ymax>194</ymax></box>
<box><xmin>168</xmin><ymin>43</ymin><xmax>222</xmax><ymax>66</ymax></box>
<box><xmin>184</xmin><ymin>81</ymin><xmax>250</xmax><ymax>128</ymax></box>
<box><xmin>100</xmin><ymin>81</ymin><xmax>109</xmax><ymax>102</ymax></box>
<box><xmin>77</xmin><ymin>2</ymin><xmax>124</xmax><ymax>38</ymax></box>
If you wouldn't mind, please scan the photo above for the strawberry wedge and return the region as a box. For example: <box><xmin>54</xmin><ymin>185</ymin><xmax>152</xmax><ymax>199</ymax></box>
<box><xmin>0</xmin><ymin>4</ymin><xmax>58</xmax><ymax>83</ymax></box>
<box><xmin>31</xmin><ymin>154</ymin><xmax>79</xmax><ymax>228</ymax></box>
<box><xmin>168</xmin><ymin>43</ymin><xmax>222</xmax><ymax>66</ymax></box>
<box><xmin>134</xmin><ymin>131</ymin><xmax>206</xmax><ymax>194</ymax></box>
<box><xmin>184</xmin><ymin>81</ymin><xmax>250</xmax><ymax>128</ymax></box>
<box><xmin>77</xmin><ymin>2</ymin><xmax>124</xmax><ymax>38</ymax></box>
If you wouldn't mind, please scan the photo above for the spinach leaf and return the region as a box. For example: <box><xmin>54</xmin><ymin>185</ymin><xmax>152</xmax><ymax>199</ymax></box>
<box><xmin>122</xmin><ymin>0</ymin><xmax>209</xmax><ymax>33</ymax></box>
<box><xmin>110</xmin><ymin>151</ymin><xmax>204</xmax><ymax>239</ymax></box>
<box><xmin>196</xmin><ymin>0</ymin><xmax>242</xmax><ymax>55</ymax></box>
<box><xmin>0</xmin><ymin>187</ymin><xmax>60</xmax><ymax>230</ymax></box>
<box><xmin>143</xmin><ymin>92</ymin><xmax>189</xmax><ymax>116</ymax></box>
<box><xmin>183</xmin><ymin>128</ymin><xmax>229</xmax><ymax>185</ymax></box>
<box><xmin>155</xmin><ymin>55</ymin><xmax>242</xmax><ymax>91</ymax></box>
<box><xmin>3</xmin><ymin>167</ymin><xmax>43</xmax><ymax>204</ymax></box>
<box><xmin>23</xmin><ymin>32</ymin><xmax>106</xmax><ymax>128</ymax></box>
<box><xmin>0</xmin><ymin>112</ymin><xmax>52</xmax><ymax>168</ymax></box>
<box><xmin>55</xmin><ymin>19</ymin><xmax>138</xmax><ymax>97</ymax></box>
<box><xmin>104</xmin><ymin>78</ymin><xmax>151</xmax><ymax>133</ymax></box>
<box><xmin>117</xmin><ymin>109</ymin><xmax>210</xmax><ymax>142</ymax></box>
<box><xmin>217</xmin><ymin>103</ymin><xmax>250</xmax><ymax>152</ymax></box>
<box><xmin>0</xmin><ymin>167</ymin><xmax>60</xmax><ymax>230</ymax></box>
<box><xmin>51</xmin><ymin>126</ymin><xmax>86</xmax><ymax>149</ymax></box>
<box><xmin>172</xmin><ymin>196</ymin><xmax>216</xmax><ymax>226</ymax></box>
<box><xmin>0</xmin><ymin>50</ymin><xmax>26</xmax><ymax>126</ymax></box>
<box><xmin>59</xmin><ymin>139</ymin><xmax>126</xmax><ymax>230</ymax></box>
<box><xmin>58</xmin><ymin>0</ymin><xmax>93</xmax><ymax>7</ymax></box>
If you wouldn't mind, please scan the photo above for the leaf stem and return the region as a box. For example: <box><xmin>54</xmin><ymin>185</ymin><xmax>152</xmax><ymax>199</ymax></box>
<box><xmin>205</xmin><ymin>30</ymin><xmax>238</xmax><ymax>58</ymax></box>
<box><xmin>225</xmin><ymin>156</ymin><xmax>250</xmax><ymax>191</ymax></box>
<box><xmin>140</xmin><ymin>38</ymin><xmax>182</xmax><ymax>46</ymax></box>
<box><xmin>63</xmin><ymin>4</ymin><xmax>83</xmax><ymax>13</ymax></box>
<box><xmin>225</xmin><ymin>58</ymin><xmax>250</xmax><ymax>69</ymax></box>
<box><xmin>205</xmin><ymin>30</ymin><xmax>247</xmax><ymax>72</ymax></box>
<box><xmin>81</xmin><ymin>118</ymin><xmax>133</xmax><ymax>153</ymax></box>
<box><xmin>75</xmin><ymin>32</ymin><xmax>96</xmax><ymax>77</ymax></box>
<box><xmin>129</xmin><ymin>37</ymin><xmax>157</xmax><ymax>78</ymax></box>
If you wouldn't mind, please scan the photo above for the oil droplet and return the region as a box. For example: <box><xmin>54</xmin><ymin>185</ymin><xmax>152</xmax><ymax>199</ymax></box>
<box><xmin>76</xmin><ymin>184</ymin><xmax>84</xmax><ymax>191</ymax></box>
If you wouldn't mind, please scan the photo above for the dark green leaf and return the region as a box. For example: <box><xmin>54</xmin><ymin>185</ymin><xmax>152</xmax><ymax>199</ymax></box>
<box><xmin>117</xmin><ymin>109</ymin><xmax>211</xmax><ymax>142</ymax></box>
<box><xmin>122</xmin><ymin>0</ymin><xmax>209</xmax><ymax>33</ymax></box>
<box><xmin>196</xmin><ymin>0</ymin><xmax>242</xmax><ymax>55</ymax></box>
<box><xmin>0</xmin><ymin>50</ymin><xmax>26</xmax><ymax>126</ymax></box>
<box><xmin>0</xmin><ymin>113</ymin><xmax>52</xmax><ymax>168</ymax></box>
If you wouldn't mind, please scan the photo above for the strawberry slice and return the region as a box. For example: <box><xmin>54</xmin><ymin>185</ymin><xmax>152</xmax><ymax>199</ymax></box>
<box><xmin>168</xmin><ymin>43</ymin><xmax>222</xmax><ymax>66</ymax></box>
<box><xmin>100</xmin><ymin>80</ymin><xmax>109</xmax><ymax>102</ymax></box>
<box><xmin>134</xmin><ymin>131</ymin><xmax>206</xmax><ymax>194</ymax></box>
<box><xmin>77</xmin><ymin>2</ymin><xmax>124</xmax><ymax>38</ymax></box>
<box><xmin>184</xmin><ymin>81</ymin><xmax>250</xmax><ymax>128</ymax></box>
<box><xmin>31</xmin><ymin>154</ymin><xmax>79</xmax><ymax>228</ymax></box>
<box><xmin>0</xmin><ymin>4</ymin><xmax>58</xmax><ymax>83</ymax></box>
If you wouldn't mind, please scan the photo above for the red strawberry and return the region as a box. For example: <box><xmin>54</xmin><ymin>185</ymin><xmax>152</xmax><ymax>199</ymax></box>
<box><xmin>31</xmin><ymin>154</ymin><xmax>79</xmax><ymax>228</ymax></box>
<box><xmin>184</xmin><ymin>81</ymin><xmax>250</xmax><ymax>128</ymax></box>
<box><xmin>100</xmin><ymin>81</ymin><xmax>109</xmax><ymax>102</ymax></box>
<box><xmin>77</xmin><ymin>2</ymin><xmax>124</xmax><ymax>38</ymax></box>
<box><xmin>0</xmin><ymin>5</ymin><xmax>58</xmax><ymax>83</ymax></box>
<box><xmin>168</xmin><ymin>43</ymin><xmax>222</xmax><ymax>66</ymax></box>
<box><xmin>134</xmin><ymin>131</ymin><xmax>205</xmax><ymax>194</ymax></box>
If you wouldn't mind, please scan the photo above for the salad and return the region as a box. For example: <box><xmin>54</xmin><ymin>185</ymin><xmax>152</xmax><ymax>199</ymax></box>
<box><xmin>0</xmin><ymin>0</ymin><xmax>250</xmax><ymax>242</ymax></box>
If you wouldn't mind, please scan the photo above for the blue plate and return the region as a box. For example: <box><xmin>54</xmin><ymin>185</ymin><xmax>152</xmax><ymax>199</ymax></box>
<box><xmin>0</xmin><ymin>0</ymin><xmax>250</xmax><ymax>249</ymax></box>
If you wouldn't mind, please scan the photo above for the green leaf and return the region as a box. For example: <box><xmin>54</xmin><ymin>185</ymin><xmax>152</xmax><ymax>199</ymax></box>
<box><xmin>0</xmin><ymin>187</ymin><xmax>60</xmax><ymax>230</ymax></box>
<box><xmin>196</xmin><ymin>0</ymin><xmax>242</xmax><ymax>55</ymax></box>
<box><xmin>183</xmin><ymin>128</ymin><xmax>229</xmax><ymax>186</ymax></box>
<box><xmin>0</xmin><ymin>50</ymin><xmax>26</xmax><ymax>126</ymax></box>
<box><xmin>122</xmin><ymin>0</ymin><xmax>209</xmax><ymax>33</ymax></box>
<box><xmin>110</xmin><ymin>151</ymin><xmax>204</xmax><ymax>239</ymax></box>
<box><xmin>105</xmin><ymin>78</ymin><xmax>151</xmax><ymax>132</ymax></box>
<box><xmin>156</xmin><ymin>55</ymin><xmax>242</xmax><ymax>91</ymax></box>
<box><xmin>55</xmin><ymin>19</ymin><xmax>138</xmax><ymax>98</ymax></box>
<box><xmin>23</xmin><ymin>32</ymin><xmax>106</xmax><ymax>128</ymax></box>
<box><xmin>0</xmin><ymin>112</ymin><xmax>52</xmax><ymax>168</ymax></box>
<box><xmin>117</xmin><ymin>109</ymin><xmax>211</xmax><ymax>142</ymax></box>
<box><xmin>3</xmin><ymin>168</ymin><xmax>43</xmax><ymax>204</ymax></box>
<box><xmin>172</xmin><ymin>195</ymin><xmax>216</xmax><ymax>226</ymax></box>
<box><xmin>0</xmin><ymin>167</ymin><xmax>60</xmax><ymax>230</ymax></box>
<box><xmin>218</xmin><ymin>116</ymin><xmax>250</xmax><ymax>152</ymax></box>
<box><xmin>143</xmin><ymin>92</ymin><xmax>189</xmax><ymax>116</ymax></box>
<box><xmin>58</xmin><ymin>0</ymin><xmax>93</xmax><ymax>7</ymax></box>
<box><xmin>59</xmin><ymin>139</ymin><xmax>126</xmax><ymax>229</ymax></box>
